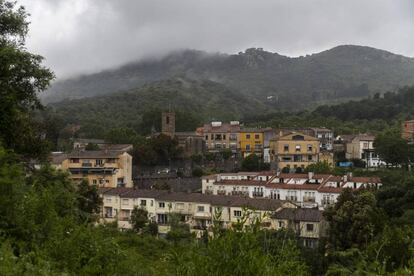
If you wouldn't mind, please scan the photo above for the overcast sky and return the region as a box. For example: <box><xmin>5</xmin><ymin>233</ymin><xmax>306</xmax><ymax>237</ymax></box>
<box><xmin>20</xmin><ymin>0</ymin><xmax>414</xmax><ymax>79</ymax></box>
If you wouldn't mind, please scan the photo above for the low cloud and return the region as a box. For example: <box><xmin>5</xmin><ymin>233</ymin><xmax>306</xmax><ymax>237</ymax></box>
<box><xmin>20</xmin><ymin>0</ymin><xmax>414</xmax><ymax>78</ymax></box>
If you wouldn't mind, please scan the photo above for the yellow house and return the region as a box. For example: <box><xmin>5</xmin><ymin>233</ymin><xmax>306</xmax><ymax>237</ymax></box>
<box><xmin>239</xmin><ymin>129</ymin><xmax>265</xmax><ymax>157</ymax></box>
<box><xmin>270</xmin><ymin>132</ymin><xmax>320</xmax><ymax>171</ymax></box>
<box><xmin>60</xmin><ymin>150</ymin><xmax>133</xmax><ymax>188</ymax></box>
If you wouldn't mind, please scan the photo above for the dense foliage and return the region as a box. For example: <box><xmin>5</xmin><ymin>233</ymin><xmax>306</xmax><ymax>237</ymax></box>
<box><xmin>0</xmin><ymin>0</ymin><xmax>54</xmax><ymax>159</ymax></box>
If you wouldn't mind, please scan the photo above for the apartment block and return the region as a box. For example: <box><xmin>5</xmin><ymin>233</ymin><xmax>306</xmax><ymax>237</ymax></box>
<box><xmin>270</xmin><ymin>132</ymin><xmax>320</xmax><ymax>171</ymax></box>
<box><xmin>201</xmin><ymin>121</ymin><xmax>241</xmax><ymax>152</ymax></box>
<box><xmin>98</xmin><ymin>188</ymin><xmax>325</xmax><ymax>243</ymax></box>
<box><xmin>202</xmin><ymin>171</ymin><xmax>381</xmax><ymax>209</ymax></box>
<box><xmin>54</xmin><ymin>150</ymin><xmax>133</xmax><ymax>188</ymax></box>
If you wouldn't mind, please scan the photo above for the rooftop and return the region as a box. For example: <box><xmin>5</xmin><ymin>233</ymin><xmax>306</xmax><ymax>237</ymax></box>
<box><xmin>67</xmin><ymin>150</ymin><xmax>124</xmax><ymax>159</ymax></box>
<box><xmin>273</xmin><ymin>208</ymin><xmax>323</xmax><ymax>222</ymax></box>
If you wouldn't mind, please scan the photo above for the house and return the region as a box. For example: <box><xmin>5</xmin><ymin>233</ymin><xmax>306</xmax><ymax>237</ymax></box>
<box><xmin>201</xmin><ymin>171</ymin><xmax>382</xmax><ymax>209</ymax></box>
<box><xmin>345</xmin><ymin>134</ymin><xmax>385</xmax><ymax>168</ymax></box>
<box><xmin>98</xmin><ymin>188</ymin><xmax>297</xmax><ymax>237</ymax></box>
<box><xmin>279</xmin><ymin>127</ymin><xmax>334</xmax><ymax>151</ymax></box>
<box><xmin>239</xmin><ymin>128</ymin><xmax>265</xmax><ymax>157</ymax></box>
<box><xmin>57</xmin><ymin>150</ymin><xmax>133</xmax><ymax>187</ymax></box>
<box><xmin>402</xmin><ymin>120</ymin><xmax>414</xmax><ymax>140</ymax></box>
<box><xmin>270</xmin><ymin>132</ymin><xmax>320</xmax><ymax>171</ymax></box>
<box><xmin>273</xmin><ymin>208</ymin><xmax>326</xmax><ymax>248</ymax></box>
<box><xmin>201</xmin><ymin>121</ymin><xmax>241</xmax><ymax>152</ymax></box>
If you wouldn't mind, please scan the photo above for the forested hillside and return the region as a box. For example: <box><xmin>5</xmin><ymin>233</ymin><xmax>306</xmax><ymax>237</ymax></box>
<box><xmin>48</xmin><ymin>84</ymin><xmax>414</xmax><ymax>138</ymax></box>
<box><xmin>49</xmin><ymin>78</ymin><xmax>268</xmax><ymax>137</ymax></box>
<box><xmin>44</xmin><ymin>45</ymin><xmax>414</xmax><ymax>110</ymax></box>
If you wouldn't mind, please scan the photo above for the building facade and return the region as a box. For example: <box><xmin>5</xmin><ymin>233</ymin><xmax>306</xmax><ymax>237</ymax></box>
<box><xmin>270</xmin><ymin>132</ymin><xmax>320</xmax><ymax>171</ymax></box>
<box><xmin>345</xmin><ymin>134</ymin><xmax>385</xmax><ymax>168</ymax></box>
<box><xmin>202</xmin><ymin>171</ymin><xmax>381</xmax><ymax>209</ymax></box>
<box><xmin>239</xmin><ymin>129</ymin><xmax>265</xmax><ymax>157</ymax></box>
<box><xmin>402</xmin><ymin>120</ymin><xmax>414</xmax><ymax>140</ymax></box>
<box><xmin>98</xmin><ymin>187</ymin><xmax>325</xmax><ymax>244</ymax></box>
<box><xmin>201</xmin><ymin>121</ymin><xmax>241</xmax><ymax>152</ymax></box>
<box><xmin>58</xmin><ymin>150</ymin><xmax>133</xmax><ymax>188</ymax></box>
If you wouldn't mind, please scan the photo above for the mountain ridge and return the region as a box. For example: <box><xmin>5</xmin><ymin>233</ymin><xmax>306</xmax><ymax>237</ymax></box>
<box><xmin>43</xmin><ymin>45</ymin><xmax>414</xmax><ymax>109</ymax></box>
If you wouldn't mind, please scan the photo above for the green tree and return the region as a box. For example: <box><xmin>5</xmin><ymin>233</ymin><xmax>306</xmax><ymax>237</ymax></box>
<box><xmin>324</xmin><ymin>189</ymin><xmax>386</xmax><ymax>251</ymax></box>
<box><xmin>192</xmin><ymin>167</ymin><xmax>203</xmax><ymax>177</ymax></box>
<box><xmin>77</xmin><ymin>180</ymin><xmax>102</xmax><ymax>222</ymax></box>
<box><xmin>305</xmin><ymin>161</ymin><xmax>332</xmax><ymax>174</ymax></box>
<box><xmin>374</xmin><ymin>129</ymin><xmax>411</xmax><ymax>167</ymax></box>
<box><xmin>85</xmin><ymin>143</ymin><xmax>100</xmax><ymax>150</ymax></box>
<box><xmin>130</xmin><ymin>206</ymin><xmax>149</xmax><ymax>232</ymax></box>
<box><xmin>0</xmin><ymin>0</ymin><xmax>54</xmax><ymax>158</ymax></box>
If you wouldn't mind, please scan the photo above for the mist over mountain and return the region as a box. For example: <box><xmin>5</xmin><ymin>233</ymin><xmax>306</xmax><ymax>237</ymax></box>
<box><xmin>44</xmin><ymin>45</ymin><xmax>414</xmax><ymax>110</ymax></box>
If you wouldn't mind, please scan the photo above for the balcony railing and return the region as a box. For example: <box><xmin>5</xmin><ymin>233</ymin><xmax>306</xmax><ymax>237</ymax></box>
<box><xmin>252</xmin><ymin>192</ymin><xmax>264</xmax><ymax>197</ymax></box>
<box><xmin>303</xmin><ymin>197</ymin><xmax>316</xmax><ymax>203</ymax></box>
<box><xmin>231</xmin><ymin>191</ymin><xmax>249</xmax><ymax>196</ymax></box>
<box><xmin>217</xmin><ymin>190</ymin><xmax>226</xmax><ymax>195</ymax></box>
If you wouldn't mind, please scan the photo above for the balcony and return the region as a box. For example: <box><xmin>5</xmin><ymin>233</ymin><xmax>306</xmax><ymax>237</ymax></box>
<box><xmin>217</xmin><ymin>190</ymin><xmax>226</xmax><ymax>195</ymax></box>
<box><xmin>303</xmin><ymin>197</ymin><xmax>316</xmax><ymax>203</ymax></box>
<box><xmin>231</xmin><ymin>191</ymin><xmax>249</xmax><ymax>196</ymax></box>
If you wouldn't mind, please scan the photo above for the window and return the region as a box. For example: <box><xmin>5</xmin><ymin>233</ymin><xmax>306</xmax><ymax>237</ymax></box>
<box><xmin>105</xmin><ymin>197</ymin><xmax>112</xmax><ymax>203</ymax></box>
<box><xmin>205</xmin><ymin>135</ymin><xmax>208</xmax><ymax>140</ymax></box>
<box><xmin>245</xmin><ymin>144</ymin><xmax>251</xmax><ymax>151</ymax></box>
<box><xmin>284</xmin><ymin>144</ymin><xmax>289</xmax><ymax>152</ymax></box>
<box><xmin>107</xmin><ymin>158</ymin><xmax>116</xmax><ymax>163</ymax></box>
<box><xmin>223</xmin><ymin>134</ymin><xmax>226</xmax><ymax>140</ymax></box>
<box><xmin>197</xmin><ymin>206</ymin><xmax>205</xmax><ymax>212</ymax></box>
<box><xmin>308</xmin><ymin>155</ymin><xmax>313</xmax><ymax>161</ymax></box>
<box><xmin>71</xmin><ymin>158</ymin><xmax>79</xmax><ymax>163</ymax></box>
<box><xmin>292</xmin><ymin>135</ymin><xmax>304</xmax><ymax>141</ymax></box>
<box><xmin>246</xmin><ymin>134</ymin><xmax>251</xmax><ymax>139</ymax></box>
<box><xmin>211</xmin><ymin>134</ymin><xmax>214</xmax><ymax>140</ymax></box>
<box><xmin>93</xmin><ymin>179</ymin><xmax>97</xmax><ymax>185</ymax></box>
<box><xmin>140</xmin><ymin>200</ymin><xmax>146</xmax><ymax>206</ymax></box>
<box><xmin>295</xmin><ymin>145</ymin><xmax>301</xmax><ymax>152</ymax></box>
<box><xmin>159</xmin><ymin>202</ymin><xmax>165</xmax><ymax>208</ymax></box>
<box><xmin>122</xmin><ymin>198</ymin><xmax>129</xmax><ymax>205</ymax></box>
<box><xmin>96</xmin><ymin>159</ymin><xmax>103</xmax><ymax>166</ymax></box>
<box><xmin>306</xmin><ymin>223</ymin><xmax>314</xmax><ymax>232</ymax></box>
<box><xmin>234</xmin><ymin>210</ymin><xmax>242</xmax><ymax>217</ymax></box>
<box><xmin>307</xmin><ymin>144</ymin><xmax>312</xmax><ymax>152</ymax></box>
<box><xmin>176</xmin><ymin>203</ymin><xmax>184</xmax><ymax>210</ymax></box>
<box><xmin>157</xmin><ymin>213</ymin><xmax>168</xmax><ymax>224</ymax></box>
<box><xmin>278</xmin><ymin>221</ymin><xmax>284</xmax><ymax>228</ymax></box>
<box><xmin>230</xmin><ymin>134</ymin><xmax>237</xmax><ymax>141</ymax></box>
<box><xmin>151</xmin><ymin>200</ymin><xmax>153</xmax><ymax>207</ymax></box>
<box><xmin>255</xmin><ymin>134</ymin><xmax>260</xmax><ymax>139</ymax></box>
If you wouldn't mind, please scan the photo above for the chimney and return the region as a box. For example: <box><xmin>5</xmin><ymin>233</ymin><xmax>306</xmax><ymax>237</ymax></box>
<box><xmin>308</xmin><ymin>172</ymin><xmax>314</xmax><ymax>179</ymax></box>
<box><xmin>343</xmin><ymin>175</ymin><xmax>348</xmax><ymax>182</ymax></box>
<box><xmin>347</xmin><ymin>172</ymin><xmax>353</xmax><ymax>180</ymax></box>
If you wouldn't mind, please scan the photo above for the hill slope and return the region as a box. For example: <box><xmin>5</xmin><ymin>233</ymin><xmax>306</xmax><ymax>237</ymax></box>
<box><xmin>44</xmin><ymin>45</ymin><xmax>414</xmax><ymax>109</ymax></box>
<box><xmin>50</xmin><ymin>78</ymin><xmax>268</xmax><ymax>137</ymax></box>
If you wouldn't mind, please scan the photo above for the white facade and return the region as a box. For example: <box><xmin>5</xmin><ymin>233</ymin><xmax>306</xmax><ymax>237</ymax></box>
<box><xmin>202</xmin><ymin>172</ymin><xmax>381</xmax><ymax>209</ymax></box>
